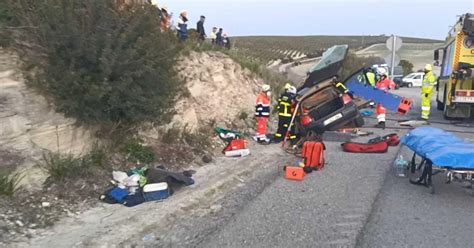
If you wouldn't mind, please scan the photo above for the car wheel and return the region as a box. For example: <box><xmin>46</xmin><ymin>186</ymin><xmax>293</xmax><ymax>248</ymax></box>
<box><xmin>408</xmin><ymin>83</ymin><xmax>413</xmax><ymax>88</ymax></box>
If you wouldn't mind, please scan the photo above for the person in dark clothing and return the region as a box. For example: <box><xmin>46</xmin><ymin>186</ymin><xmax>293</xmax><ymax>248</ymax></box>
<box><xmin>216</xmin><ymin>28</ymin><xmax>223</xmax><ymax>46</ymax></box>
<box><xmin>223</xmin><ymin>34</ymin><xmax>232</xmax><ymax>49</ymax></box>
<box><xmin>196</xmin><ymin>15</ymin><xmax>206</xmax><ymax>43</ymax></box>
<box><xmin>273</xmin><ymin>85</ymin><xmax>297</xmax><ymax>143</ymax></box>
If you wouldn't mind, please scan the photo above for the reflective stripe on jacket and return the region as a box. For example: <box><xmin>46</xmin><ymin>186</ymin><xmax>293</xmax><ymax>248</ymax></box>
<box><xmin>256</xmin><ymin>92</ymin><xmax>270</xmax><ymax>117</ymax></box>
<box><xmin>422</xmin><ymin>71</ymin><xmax>437</xmax><ymax>94</ymax></box>
<box><xmin>278</xmin><ymin>92</ymin><xmax>294</xmax><ymax>117</ymax></box>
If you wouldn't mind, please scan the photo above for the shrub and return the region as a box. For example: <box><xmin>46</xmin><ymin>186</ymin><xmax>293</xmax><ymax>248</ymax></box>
<box><xmin>399</xmin><ymin>60</ymin><xmax>414</xmax><ymax>75</ymax></box>
<box><xmin>39</xmin><ymin>146</ymin><xmax>109</xmax><ymax>185</ymax></box>
<box><xmin>40</xmin><ymin>153</ymin><xmax>83</xmax><ymax>184</ymax></box>
<box><xmin>0</xmin><ymin>171</ymin><xmax>23</xmax><ymax>197</ymax></box>
<box><xmin>6</xmin><ymin>0</ymin><xmax>181</xmax><ymax>129</ymax></box>
<box><xmin>238</xmin><ymin>111</ymin><xmax>248</xmax><ymax>120</ymax></box>
<box><xmin>123</xmin><ymin>138</ymin><xmax>156</xmax><ymax>164</ymax></box>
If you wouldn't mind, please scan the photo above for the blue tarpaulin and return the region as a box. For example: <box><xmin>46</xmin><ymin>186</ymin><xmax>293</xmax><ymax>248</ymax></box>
<box><xmin>401</xmin><ymin>127</ymin><xmax>474</xmax><ymax>169</ymax></box>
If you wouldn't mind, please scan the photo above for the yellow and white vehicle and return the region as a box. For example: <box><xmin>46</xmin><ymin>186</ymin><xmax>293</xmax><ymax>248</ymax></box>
<box><xmin>435</xmin><ymin>13</ymin><xmax>474</xmax><ymax>119</ymax></box>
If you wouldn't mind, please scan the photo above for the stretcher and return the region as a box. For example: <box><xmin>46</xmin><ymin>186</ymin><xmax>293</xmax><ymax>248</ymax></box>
<box><xmin>345</xmin><ymin>79</ymin><xmax>412</xmax><ymax>115</ymax></box>
<box><xmin>401</xmin><ymin>127</ymin><xmax>474</xmax><ymax>193</ymax></box>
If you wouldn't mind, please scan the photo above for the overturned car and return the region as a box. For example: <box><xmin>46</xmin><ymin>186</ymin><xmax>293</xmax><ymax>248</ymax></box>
<box><xmin>293</xmin><ymin>45</ymin><xmax>364</xmax><ymax>136</ymax></box>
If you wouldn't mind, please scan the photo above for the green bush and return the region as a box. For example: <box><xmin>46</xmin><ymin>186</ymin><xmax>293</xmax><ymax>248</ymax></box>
<box><xmin>6</xmin><ymin>0</ymin><xmax>181</xmax><ymax>128</ymax></box>
<box><xmin>123</xmin><ymin>138</ymin><xmax>156</xmax><ymax>164</ymax></box>
<box><xmin>0</xmin><ymin>171</ymin><xmax>23</xmax><ymax>197</ymax></box>
<box><xmin>40</xmin><ymin>153</ymin><xmax>83</xmax><ymax>184</ymax></box>
<box><xmin>399</xmin><ymin>60</ymin><xmax>414</xmax><ymax>75</ymax></box>
<box><xmin>238</xmin><ymin>111</ymin><xmax>248</xmax><ymax>120</ymax></box>
<box><xmin>40</xmin><ymin>146</ymin><xmax>108</xmax><ymax>185</ymax></box>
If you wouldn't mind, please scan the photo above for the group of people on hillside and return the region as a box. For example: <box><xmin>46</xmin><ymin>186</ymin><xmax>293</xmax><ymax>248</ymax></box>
<box><xmin>156</xmin><ymin>5</ymin><xmax>231</xmax><ymax>49</ymax></box>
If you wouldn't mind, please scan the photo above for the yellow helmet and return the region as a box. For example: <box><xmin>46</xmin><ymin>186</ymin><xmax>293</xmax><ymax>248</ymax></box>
<box><xmin>424</xmin><ymin>64</ymin><xmax>432</xmax><ymax>72</ymax></box>
<box><xmin>262</xmin><ymin>84</ymin><xmax>271</xmax><ymax>92</ymax></box>
<box><xmin>284</xmin><ymin>83</ymin><xmax>292</xmax><ymax>90</ymax></box>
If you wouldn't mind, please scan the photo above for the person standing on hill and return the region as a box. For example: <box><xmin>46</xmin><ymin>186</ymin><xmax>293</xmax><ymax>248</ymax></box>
<box><xmin>254</xmin><ymin>85</ymin><xmax>271</xmax><ymax>144</ymax></box>
<box><xmin>176</xmin><ymin>10</ymin><xmax>188</xmax><ymax>42</ymax></box>
<box><xmin>160</xmin><ymin>7</ymin><xmax>171</xmax><ymax>33</ymax></box>
<box><xmin>209</xmin><ymin>27</ymin><xmax>217</xmax><ymax>46</ymax></box>
<box><xmin>223</xmin><ymin>33</ymin><xmax>232</xmax><ymax>49</ymax></box>
<box><xmin>216</xmin><ymin>28</ymin><xmax>223</xmax><ymax>46</ymax></box>
<box><xmin>196</xmin><ymin>15</ymin><xmax>206</xmax><ymax>43</ymax></box>
<box><xmin>420</xmin><ymin>64</ymin><xmax>437</xmax><ymax>120</ymax></box>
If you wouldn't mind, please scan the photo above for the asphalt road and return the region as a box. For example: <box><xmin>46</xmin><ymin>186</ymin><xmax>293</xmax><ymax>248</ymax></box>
<box><xmin>357</xmin><ymin>87</ymin><xmax>474</xmax><ymax>248</ymax></box>
<box><xmin>194</xmin><ymin>87</ymin><xmax>474</xmax><ymax>247</ymax></box>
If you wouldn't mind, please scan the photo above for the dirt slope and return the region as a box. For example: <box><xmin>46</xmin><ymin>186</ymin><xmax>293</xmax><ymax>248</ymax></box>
<box><xmin>0</xmin><ymin>49</ymin><xmax>95</xmax><ymax>189</ymax></box>
<box><xmin>172</xmin><ymin>51</ymin><xmax>262</xmax><ymax>130</ymax></box>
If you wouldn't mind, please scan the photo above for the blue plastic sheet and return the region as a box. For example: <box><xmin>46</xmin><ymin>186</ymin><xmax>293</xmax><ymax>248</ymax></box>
<box><xmin>401</xmin><ymin>127</ymin><xmax>474</xmax><ymax>169</ymax></box>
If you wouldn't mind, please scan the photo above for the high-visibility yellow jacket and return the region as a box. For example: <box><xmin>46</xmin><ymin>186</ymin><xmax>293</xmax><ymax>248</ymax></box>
<box><xmin>421</xmin><ymin>71</ymin><xmax>437</xmax><ymax>94</ymax></box>
<box><xmin>366</xmin><ymin>72</ymin><xmax>376</xmax><ymax>86</ymax></box>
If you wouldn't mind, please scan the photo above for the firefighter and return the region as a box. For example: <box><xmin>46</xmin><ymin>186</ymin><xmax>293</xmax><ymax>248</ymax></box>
<box><xmin>374</xmin><ymin>68</ymin><xmax>395</xmax><ymax>129</ymax></box>
<box><xmin>255</xmin><ymin>84</ymin><xmax>271</xmax><ymax>143</ymax></box>
<box><xmin>274</xmin><ymin>86</ymin><xmax>297</xmax><ymax>143</ymax></box>
<box><xmin>421</xmin><ymin>64</ymin><xmax>437</xmax><ymax>120</ymax></box>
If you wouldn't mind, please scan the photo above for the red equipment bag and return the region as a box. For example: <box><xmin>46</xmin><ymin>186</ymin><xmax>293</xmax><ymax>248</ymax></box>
<box><xmin>223</xmin><ymin>138</ymin><xmax>247</xmax><ymax>153</ymax></box>
<box><xmin>302</xmin><ymin>141</ymin><xmax>325</xmax><ymax>170</ymax></box>
<box><xmin>341</xmin><ymin>140</ymin><xmax>388</xmax><ymax>153</ymax></box>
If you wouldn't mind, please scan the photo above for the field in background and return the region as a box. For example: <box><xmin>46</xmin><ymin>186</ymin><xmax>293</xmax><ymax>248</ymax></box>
<box><xmin>233</xmin><ymin>35</ymin><xmax>442</xmax><ymax>64</ymax></box>
<box><xmin>356</xmin><ymin>42</ymin><xmax>444</xmax><ymax>72</ymax></box>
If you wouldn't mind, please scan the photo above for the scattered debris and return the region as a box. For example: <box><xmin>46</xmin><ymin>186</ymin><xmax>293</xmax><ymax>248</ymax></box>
<box><xmin>100</xmin><ymin>166</ymin><xmax>195</xmax><ymax>207</ymax></box>
<box><xmin>215</xmin><ymin>127</ymin><xmax>250</xmax><ymax>157</ymax></box>
<box><xmin>399</xmin><ymin>120</ymin><xmax>428</xmax><ymax>127</ymax></box>
<box><xmin>41</xmin><ymin>202</ymin><xmax>51</xmax><ymax>208</ymax></box>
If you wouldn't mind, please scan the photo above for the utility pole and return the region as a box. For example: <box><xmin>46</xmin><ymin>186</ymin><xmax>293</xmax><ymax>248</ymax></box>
<box><xmin>390</xmin><ymin>35</ymin><xmax>396</xmax><ymax>79</ymax></box>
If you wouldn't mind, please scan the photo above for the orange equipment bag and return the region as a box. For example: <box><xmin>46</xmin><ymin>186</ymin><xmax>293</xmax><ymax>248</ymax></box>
<box><xmin>223</xmin><ymin>138</ymin><xmax>247</xmax><ymax>153</ymax></box>
<box><xmin>397</xmin><ymin>98</ymin><xmax>412</xmax><ymax>115</ymax></box>
<box><xmin>284</xmin><ymin>166</ymin><xmax>305</xmax><ymax>181</ymax></box>
<box><xmin>302</xmin><ymin>141</ymin><xmax>325</xmax><ymax>171</ymax></box>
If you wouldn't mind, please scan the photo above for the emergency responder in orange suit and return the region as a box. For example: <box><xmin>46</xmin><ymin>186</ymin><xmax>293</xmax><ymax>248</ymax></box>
<box><xmin>254</xmin><ymin>84</ymin><xmax>271</xmax><ymax>143</ymax></box>
<box><xmin>375</xmin><ymin>68</ymin><xmax>396</xmax><ymax>129</ymax></box>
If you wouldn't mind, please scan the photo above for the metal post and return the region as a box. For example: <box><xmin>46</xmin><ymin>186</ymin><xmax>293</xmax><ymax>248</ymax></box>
<box><xmin>391</xmin><ymin>35</ymin><xmax>396</xmax><ymax>79</ymax></box>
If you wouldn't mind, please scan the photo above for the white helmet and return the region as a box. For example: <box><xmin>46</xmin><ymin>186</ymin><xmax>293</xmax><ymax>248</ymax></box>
<box><xmin>377</xmin><ymin>67</ymin><xmax>387</xmax><ymax>76</ymax></box>
<box><xmin>288</xmin><ymin>86</ymin><xmax>297</xmax><ymax>95</ymax></box>
<box><xmin>262</xmin><ymin>84</ymin><xmax>271</xmax><ymax>92</ymax></box>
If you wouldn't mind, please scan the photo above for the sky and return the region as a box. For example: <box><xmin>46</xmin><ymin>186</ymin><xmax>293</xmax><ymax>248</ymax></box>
<box><xmin>155</xmin><ymin>0</ymin><xmax>474</xmax><ymax>40</ymax></box>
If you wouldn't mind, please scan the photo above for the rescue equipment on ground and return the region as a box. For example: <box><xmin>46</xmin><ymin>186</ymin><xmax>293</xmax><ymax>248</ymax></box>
<box><xmin>302</xmin><ymin>141</ymin><xmax>325</xmax><ymax>171</ymax></box>
<box><xmin>341</xmin><ymin>140</ymin><xmax>388</xmax><ymax>153</ymax></box>
<box><xmin>283</xmin><ymin>165</ymin><xmax>306</xmax><ymax>181</ymax></box>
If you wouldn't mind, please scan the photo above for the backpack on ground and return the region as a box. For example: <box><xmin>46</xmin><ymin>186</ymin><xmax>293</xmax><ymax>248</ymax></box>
<box><xmin>302</xmin><ymin>141</ymin><xmax>325</xmax><ymax>171</ymax></box>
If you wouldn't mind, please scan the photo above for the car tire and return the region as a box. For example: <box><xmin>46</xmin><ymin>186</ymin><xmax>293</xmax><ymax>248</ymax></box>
<box><xmin>408</xmin><ymin>83</ymin><xmax>413</xmax><ymax>88</ymax></box>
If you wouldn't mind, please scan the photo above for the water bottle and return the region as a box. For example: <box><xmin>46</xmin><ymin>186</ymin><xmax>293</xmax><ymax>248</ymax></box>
<box><xmin>394</xmin><ymin>155</ymin><xmax>407</xmax><ymax>177</ymax></box>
